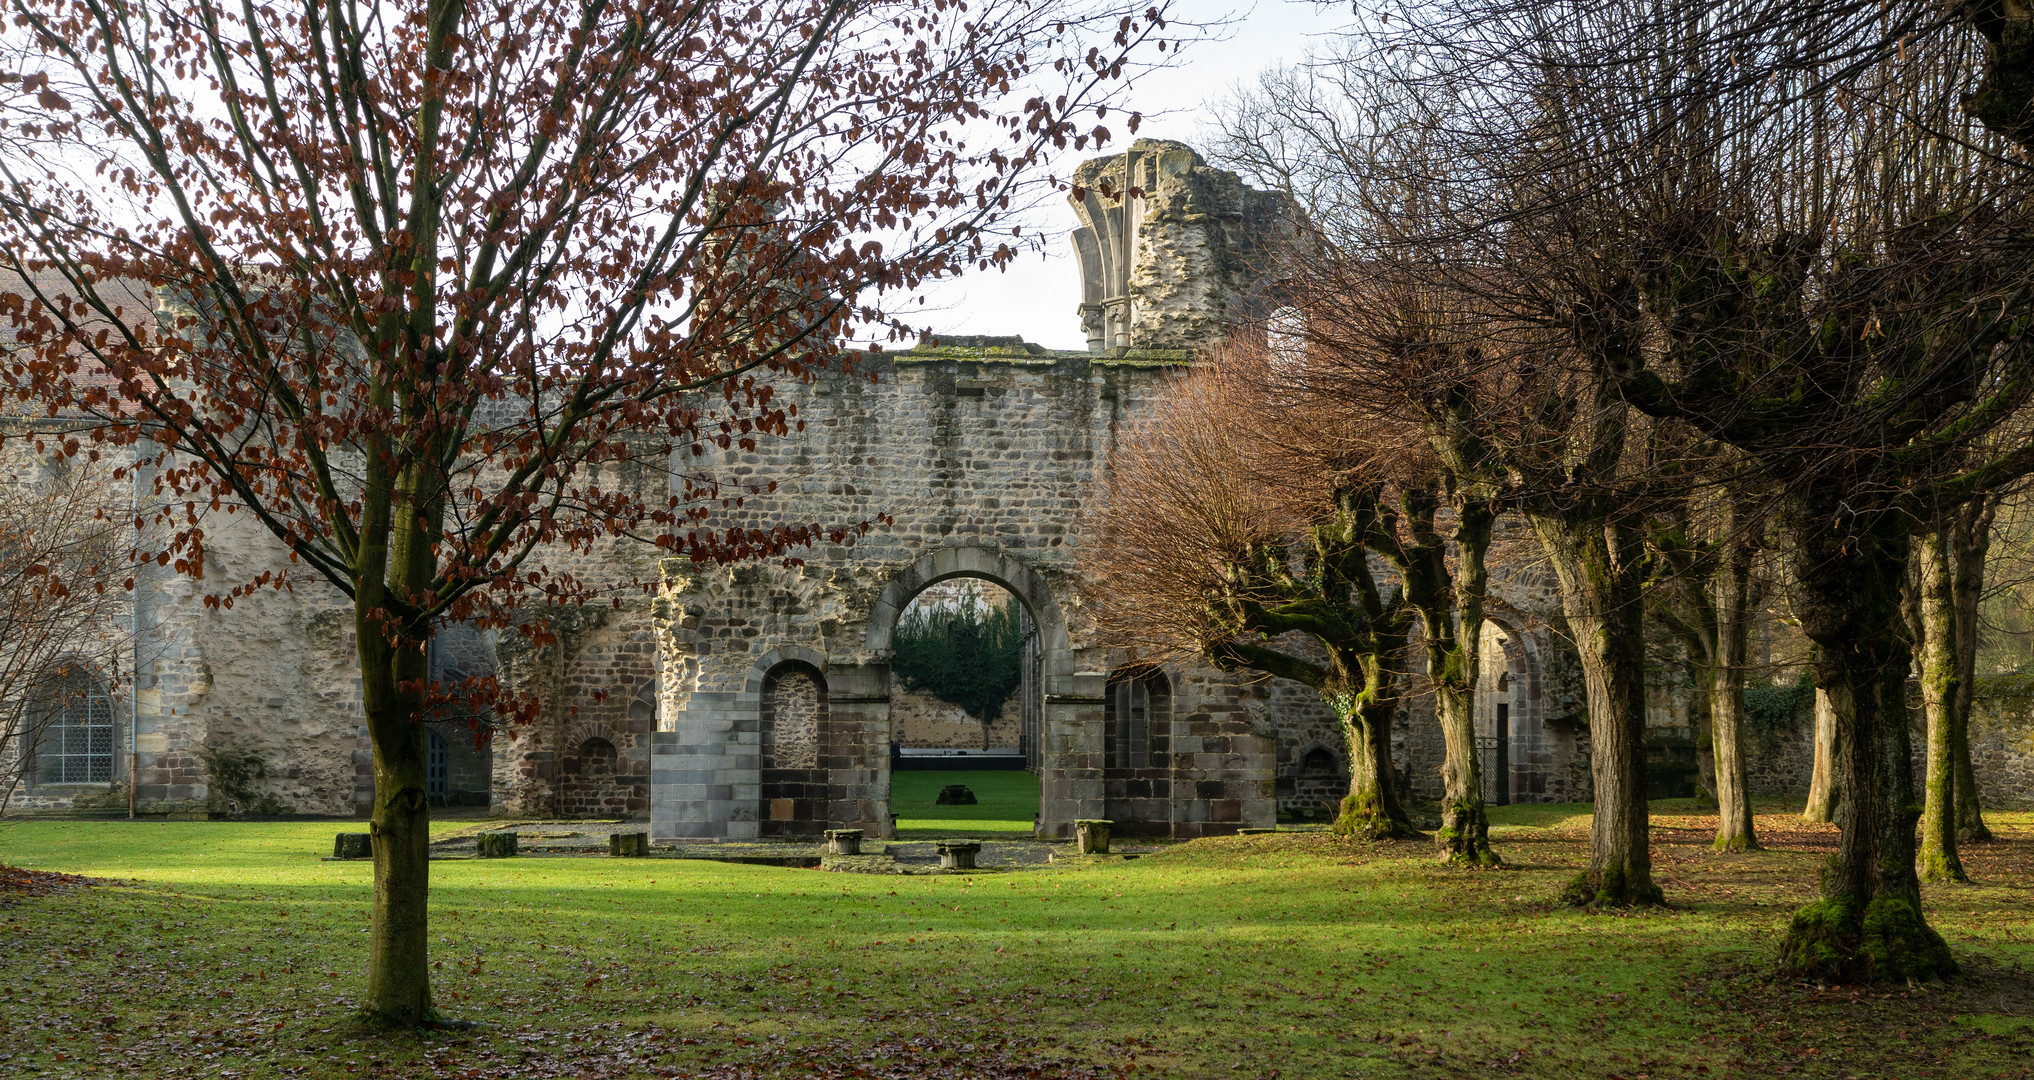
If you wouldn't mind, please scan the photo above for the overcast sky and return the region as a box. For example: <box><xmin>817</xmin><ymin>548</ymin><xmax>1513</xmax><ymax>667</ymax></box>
<box><xmin>907</xmin><ymin>1</ymin><xmax>1353</xmax><ymax>351</ymax></box>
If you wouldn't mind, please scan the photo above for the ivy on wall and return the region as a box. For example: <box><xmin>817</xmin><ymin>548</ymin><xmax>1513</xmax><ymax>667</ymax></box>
<box><xmin>892</xmin><ymin>588</ymin><xmax>1025</xmax><ymax>721</ymax></box>
<box><xmin>1743</xmin><ymin>674</ymin><xmax>1815</xmax><ymax>738</ymax></box>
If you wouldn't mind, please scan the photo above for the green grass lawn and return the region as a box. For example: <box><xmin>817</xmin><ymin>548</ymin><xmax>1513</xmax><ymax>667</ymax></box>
<box><xmin>2</xmin><ymin>804</ymin><xmax>2032</xmax><ymax>1079</ymax></box>
<box><xmin>890</xmin><ymin>769</ymin><xmax>1038</xmax><ymax>834</ymax></box>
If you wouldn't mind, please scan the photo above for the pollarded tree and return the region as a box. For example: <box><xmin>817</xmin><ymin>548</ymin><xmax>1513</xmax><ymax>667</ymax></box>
<box><xmin>0</xmin><ymin>0</ymin><xmax>1176</xmax><ymax>1026</ymax></box>
<box><xmin>1645</xmin><ymin>453</ymin><xmax>1767</xmax><ymax>853</ymax></box>
<box><xmin>1214</xmin><ymin>34</ymin><xmax>1672</xmax><ymax>905</ymax></box>
<box><xmin>1252</xmin><ymin>276</ymin><xmax>1508</xmax><ymax>866</ymax></box>
<box><xmin>1081</xmin><ymin>349</ymin><xmax>1420</xmax><ymax>840</ymax></box>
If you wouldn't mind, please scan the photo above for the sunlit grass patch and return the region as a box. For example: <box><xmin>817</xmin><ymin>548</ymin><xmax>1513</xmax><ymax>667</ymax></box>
<box><xmin>890</xmin><ymin>768</ymin><xmax>1038</xmax><ymax>834</ymax></box>
<box><xmin>0</xmin><ymin>803</ymin><xmax>2030</xmax><ymax>1078</ymax></box>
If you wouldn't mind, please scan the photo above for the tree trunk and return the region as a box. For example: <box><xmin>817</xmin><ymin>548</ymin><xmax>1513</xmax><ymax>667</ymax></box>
<box><xmin>1952</xmin><ymin>499</ymin><xmax>1994</xmax><ymax>844</ymax></box>
<box><xmin>1915</xmin><ymin>526</ymin><xmax>1965</xmax><ymax>883</ymax></box>
<box><xmin>1430</xmin><ymin>509</ymin><xmax>1499</xmax><ymax>867</ymax></box>
<box><xmin>1710</xmin><ymin>538</ymin><xmax>1760</xmax><ymax>853</ymax></box>
<box><xmin>1803</xmin><ymin>688</ymin><xmax>1841</xmax><ymax>823</ymax></box>
<box><xmin>359</xmin><ymin>625</ymin><xmax>435</xmax><ymax>1027</ymax></box>
<box><xmin>1955</xmin><ymin>730</ymin><xmax>1990</xmax><ymax>842</ymax></box>
<box><xmin>1433</xmin><ymin>676</ymin><xmax>1497</xmax><ymax>864</ymax></box>
<box><xmin>1535</xmin><ymin>518</ymin><xmax>1661</xmax><ymax>906</ymax></box>
<box><xmin>1778</xmin><ymin>511</ymin><xmax>1955</xmax><ymax>983</ymax></box>
<box><xmin>1689</xmin><ymin>672</ymin><xmax>1718</xmax><ymax>808</ymax></box>
<box><xmin>1336</xmin><ymin>698</ymin><xmax>1416</xmax><ymax>839</ymax></box>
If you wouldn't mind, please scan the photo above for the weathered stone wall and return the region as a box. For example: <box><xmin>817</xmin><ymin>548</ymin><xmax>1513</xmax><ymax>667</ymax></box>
<box><xmin>890</xmin><ymin>682</ymin><xmax>1019</xmax><ymax>750</ymax></box>
<box><xmin>1069</xmin><ymin>140</ymin><xmax>1290</xmax><ymax>352</ymax></box>
<box><xmin>649</xmin><ymin>340</ymin><xmax>1278</xmax><ymax>841</ymax></box>
<box><xmin>0</xmin><ymin>419</ymin><xmax>673</xmax><ymax>819</ymax></box>
<box><xmin>1967</xmin><ymin>693</ymin><xmax>2034</xmax><ymax>808</ymax></box>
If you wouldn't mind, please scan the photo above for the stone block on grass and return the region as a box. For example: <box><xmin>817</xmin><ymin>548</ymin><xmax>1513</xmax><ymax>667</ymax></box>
<box><xmin>1075</xmin><ymin>819</ymin><xmax>1112</xmax><ymax>855</ymax></box>
<box><xmin>825</xmin><ymin>829</ymin><xmax>864</xmax><ymax>855</ymax></box>
<box><xmin>936</xmin><ymin>839</ymin><xmax>982</xmax><ymax>870</ymax></box>
<box><xmin>609</xmin><ymin>832</ymin><xmax>650</xmax><ymax>857</ymax></box>
<box><xmin>475</xmin><ymin>831</ymin><xmax>519</xmax><ymax>858</ymax></box>
<box><xmin>333</xmin><ymin>833</ymin><xmax>372</xmax><ymax>859</ymax></box>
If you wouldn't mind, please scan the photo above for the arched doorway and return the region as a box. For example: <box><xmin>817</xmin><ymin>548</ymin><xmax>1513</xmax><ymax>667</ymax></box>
<box><xmin>1475</xmin><ymin>620</ymin><xmax>1547</xmax><ymax>803</ymax></box>
<box><xmin>862</xmin><ymin>546</ymin><xmax>1097</xmax><ymax>839</ymax></box>
<box><xmin>882</xmin><ymin>574</ymin><xmax>1040</xmax><ymax>836</ymax></box>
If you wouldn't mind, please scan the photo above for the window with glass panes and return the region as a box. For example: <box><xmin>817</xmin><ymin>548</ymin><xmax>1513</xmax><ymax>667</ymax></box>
<box><xmin>35</xmin><ymin>670</ymin><xmax>114</xmax><ymax>784</ymax></box>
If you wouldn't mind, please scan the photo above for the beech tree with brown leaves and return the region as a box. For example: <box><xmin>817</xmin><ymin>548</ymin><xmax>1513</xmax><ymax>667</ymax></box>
<box><xmin>0</xmin><ymin>0</ymin><xmax>1176</xmax><ymax>1027</ymax></box>
<box><xmin>1081</xmin><ymin>348</ymin><xmax>1423</xmax><ymax>840</ymax></box>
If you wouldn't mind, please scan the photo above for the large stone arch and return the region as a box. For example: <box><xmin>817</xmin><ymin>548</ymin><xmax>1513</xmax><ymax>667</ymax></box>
<box><xmin>642</xmin><ymin>145</ymin><xmax>1293</xmax><ymax>844</ymax></box>
<box><xmin>858</xmin><ymin>545</ymin><xmax>1103</xmax><ymax>838</ymax></box>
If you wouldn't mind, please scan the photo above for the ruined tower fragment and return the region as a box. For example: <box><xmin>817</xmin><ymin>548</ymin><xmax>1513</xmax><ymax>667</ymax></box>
<box><xmin>1068</xmin><ymin>139</ymin><xmax>1291</xmax><ymax>353</ymax></box>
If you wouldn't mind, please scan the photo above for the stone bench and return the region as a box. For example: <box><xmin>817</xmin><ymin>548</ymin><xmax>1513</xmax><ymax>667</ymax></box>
<box><xmin>824</xmin><ymin>829</ymin><xmax>864</xmax><ymax>856</ymax></box>
<box><xmin>333</xmin><ymin>833</ymin><xmax>371</xmax><ymax>860</ymax></box>
<box><xmin>936</xmin><ymin>839</ymin><xmax>982</xmax><ymax>870</ymax></box>
<box><xmin>609</xmin><ymin>832</ymin><xmax>649</xmax><ymax>857</ymax></box>
<box><xmin>1075</xmin><ymin>819</ymin><xmax>1112</xmax><ymax>855</ymax></box>
<box><xmin>475</xmin><ymin>831</ymin><xmax>519</xmax><ymax>858</ymax></box>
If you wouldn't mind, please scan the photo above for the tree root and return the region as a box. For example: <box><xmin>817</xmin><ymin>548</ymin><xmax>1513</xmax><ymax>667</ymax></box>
<box><xmin>1560</xmin><ymin>864</ymin><xmax>1665</xmax><ymax>907</ymax></box>
<box><xmin>1778</xmin><ymin>894</ymin><xmax>1958</xmax><ymax>983</ymax></box>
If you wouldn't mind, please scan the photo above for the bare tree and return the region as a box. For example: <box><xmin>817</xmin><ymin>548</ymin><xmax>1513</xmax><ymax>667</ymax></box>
<box><xmin>1254</xmin><ymin>275</ymin><xmax>1509</xmax><ymax>866</ymax></box>
<box><xmin>1563</xmin><ymin>5</ymin><xmax>2032</xmax><ymax>981</ymax></box>
<box><xmin>1215</xmin><ymin>55</ymin><xmax>1671</xmax><ymax>905</ymax></box>
<box><xmin>0</xmin><ymin>455</ymin><xmax>131</xmax><ymax>812</ymax></box>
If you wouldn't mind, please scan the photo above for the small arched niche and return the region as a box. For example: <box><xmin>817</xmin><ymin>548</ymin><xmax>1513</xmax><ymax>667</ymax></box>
<box><xmin>759</xmin><ymin>660</ymin><xmax>829</xmax><ymax>838</ymax></box>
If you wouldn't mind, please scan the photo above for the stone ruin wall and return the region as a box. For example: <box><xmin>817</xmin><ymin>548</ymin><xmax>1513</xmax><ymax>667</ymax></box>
<box><xmin>0</xmin><ymin>422</ymin><xmax>671</xmax><ymax>819</ymax></box>
<box><xmin>40</xmin><ymin>135</ymin><xmax>2034</xmax><ymax>831</ymax></box>
<box><xmin>890</xmin><ymin>683</ymin><xmax>1021</xmax><ymax>751</ymax></box>
<box><xmin>648</xmin><ymin>340</ymin><xmax>1283</xmax><ymax>840</ymax></box>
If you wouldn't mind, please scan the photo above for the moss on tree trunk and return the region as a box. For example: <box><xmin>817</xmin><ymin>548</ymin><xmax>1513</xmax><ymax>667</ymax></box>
<box><xmin>1537</xmin><ymin>520</ymin><xmax>1661</xmax><ymax>906</ymax></box>
<box><xmin>1335</xmin><ymin>698</ymin><xmax>1417</xmax><ymax>839</ymax></box>
<box><xmin>1391</xmin><ymin>504</ymin><xmax>1499</xmax><ymax>867</ymax></box>
<box><xmin>1779</xmin><ymin>510</ymin><xmax>1956</xmax><ymax>983</ymax></box>
<box><xmin>1952</xmin><ymin>498</ymin><xmax>1995</xmax><ymax>845</ymax></box>
<box><xmin>1915</xmin><ymin>526</ymin><xmax>1966</xmax><ymax>883</ymax></box>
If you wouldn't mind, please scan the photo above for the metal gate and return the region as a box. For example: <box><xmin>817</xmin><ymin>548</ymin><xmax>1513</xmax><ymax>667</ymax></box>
<box><xmin>1476</xmin><ymin>703</ymin><xmax>1510</xmax><ymax>805</ymax></box>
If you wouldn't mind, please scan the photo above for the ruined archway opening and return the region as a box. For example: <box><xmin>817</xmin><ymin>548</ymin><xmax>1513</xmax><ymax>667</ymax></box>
<box><xmin>1476</xmin><ymin>620</ymin><xmax>1550</xmax><ymax>804</ymax></box>
<box><xmin>886</xmin><ymin>576</ymin><xmax>1040</xmax><ymax>835</ymax></box>
<box><xmin>1102</xmin><ymin>666</ymin><xmax>1175</xmax><ymax>838</ymax></box>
